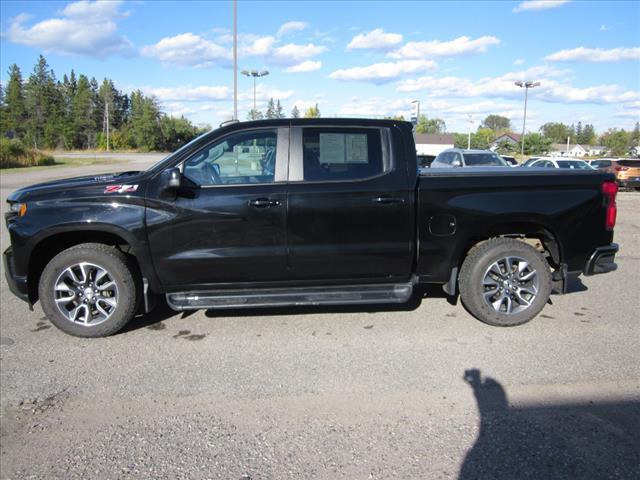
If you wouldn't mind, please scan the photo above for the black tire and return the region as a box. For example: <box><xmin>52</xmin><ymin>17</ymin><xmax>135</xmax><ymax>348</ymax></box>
<box><xmin>39</xmin><ymin>243</ymin><xmax>138</xmax><ymax>337</ymax></box>
<box><xmin>459</xmin><ymin>238</ymin><xmax>552</xmax><ymax>327</ymax></box>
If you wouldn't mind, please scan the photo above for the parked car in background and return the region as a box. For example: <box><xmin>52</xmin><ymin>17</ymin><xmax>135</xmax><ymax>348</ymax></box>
<box><xmin>587</xmin><ymin>159</ymin><xmax>617</xmax><ymax>172</ymax></box>
<box><xmin>500</xmin><ymin>155</ymin><xmax>518</xmax><ymax>167</ymax></box>
<box><xmin>417</xmin><ymin>154</ymin><xmax>436</xmax><ymax>169</ymax></box>
<box><xmin>613</xmin><ymin>160</ymin><xmax>640</xmax><ymax>190</ymax></box>
<box><xmin>431</xmin><ymin>149</ymin><xmax>508</xmax><ymax>168</ymax></box>
<box><xmin>521</xmin><ymin>157</ymin><xmax>545</xmax><ymax>167</ymax></box>
<box><xmin>522</xmin><ymin>158</ymin><xmax>594</xmax><ymax>170</ymax></box>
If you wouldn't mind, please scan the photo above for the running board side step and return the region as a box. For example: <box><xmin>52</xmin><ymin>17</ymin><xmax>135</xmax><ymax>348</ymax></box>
<box><xmin>166</xmin><ymin>283</ymin><xmax>414</xmax><ymax>311</ymax></box>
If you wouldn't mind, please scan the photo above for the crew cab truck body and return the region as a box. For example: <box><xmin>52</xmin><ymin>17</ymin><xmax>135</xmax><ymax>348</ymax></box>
<box><xmin>4</xmin><ymin>119</ymin><xmax>619</xmax><ymax>337</ymax></box>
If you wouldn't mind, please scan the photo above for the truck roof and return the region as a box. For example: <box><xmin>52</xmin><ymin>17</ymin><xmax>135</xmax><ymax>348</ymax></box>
<box><xmin>219</xmin><ymin>118</ymin><xmax>414</xmax><ymax>130</ymax></box>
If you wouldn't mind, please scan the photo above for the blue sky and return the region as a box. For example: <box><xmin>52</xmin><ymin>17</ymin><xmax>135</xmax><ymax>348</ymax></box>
<box><xmin>1</xmin><ymin>0</ymin><xmax>639</xmax><ymax>133</ymax></box>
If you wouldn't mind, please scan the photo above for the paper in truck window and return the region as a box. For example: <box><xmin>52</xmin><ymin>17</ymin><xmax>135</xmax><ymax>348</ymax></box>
<box><xmin>319</xmin><ymin>133</ymin><xmax>345</xmax><ymax>164</ymax></box>
<box><xmin>319</xmin><ymin>133</ymin><xmax>369</xmax><ymax>164</ymax></box>
<box><xmin>345</xmin><ymin>134</ymin><xmax>368</xmax><ymax>163</ymax></box>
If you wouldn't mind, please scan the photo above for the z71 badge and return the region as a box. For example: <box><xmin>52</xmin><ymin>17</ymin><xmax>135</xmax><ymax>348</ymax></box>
<box><xmin>104</xmin><ymin>185</ymin><xmax>139</xmax><ymax>194</ymax></box>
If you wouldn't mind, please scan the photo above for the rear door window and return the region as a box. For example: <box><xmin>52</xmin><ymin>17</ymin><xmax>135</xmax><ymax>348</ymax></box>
<box><xmin>302</xmin><ymin>128</ymin><xmax>386</xmax><ymax>181</ymax></box>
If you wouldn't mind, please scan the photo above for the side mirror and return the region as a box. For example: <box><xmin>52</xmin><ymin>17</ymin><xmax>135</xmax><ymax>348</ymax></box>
<box><xmin>451</xmin><ymin>159</ymin><xmax>462</xmax><ymax>167</ymax></box>
<box><xmin>167</xmin><ymin>168</ymin><xmax>181</xmax><ymax>188</ymax></box>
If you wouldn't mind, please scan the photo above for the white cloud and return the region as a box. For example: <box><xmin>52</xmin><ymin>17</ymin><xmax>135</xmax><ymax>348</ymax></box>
<box><xmin>513</xmin><ymin>1</ymin><xmax>570</xmax><ymax>13</ymax></box>
<box><xmin>141</xmin><ymin>33</ymin><xmax>230</xmax><ymax>68</ymax></box>
<box><xmin>513</xmin><ymin>58</ymin><xmax>525</xmax><ymax>65</ymax></box>
<box><xmin>544</xmin><ymin>47</ymin><xmax>640</xmax><ymax>62</ymax></box>
<box><xmin>336</xmin><ymin>97</ymin><xmax>413</xmax><ymax>117</ymax></box>
<box><xmin>277</xmin><ymin>21</ymin><xmax>307</xmax><ymax>37</ymax></box>
<box><xmin>142</xmin><ymin>31</ymin><xmax>325</xmax><ymax>68</ymax></box>
<box><xmin>285</xmin><ymin>60</ymin><xmax>322</xmax><ymax>73</ymax></box>
<box><xmin>239</xmin><ymin>35</ymin><xmax>276</xmax><ymax>56</ymax></box>
<box><xmin>5</xmin><ymin>0</ymin><xmax>131</xmax><ymax>58</ymax></box>
<box><xmin>329</xmin><ymin>60</ymin><xmax>437</xmax><ymax>83</ymax></box>
<box><xmin>389</xmin><ymin>36</ymin><xmax>500</xmax><ymax>59</ymax></box>
<box><xmin>238</xmin><ymin>84</ymin><xmax>295</xmax><ymax>102</ymax></box>
<box><xmin>396</xmin><ymin>65</ymin><xmax>639</xmax><ymax>106</ymax></box>
<box><xmin>273</xmin><ymin>43</ymin><xmax>327</xmax><ymax>63</ymax></box>
<box><xmin>599</xmin><ymin>24</ymin><xmax>608</xmax><ymax>32</ymax></box>
<box><xmin>347</xmin><ymin>28</ymin><xmax>403</xmax><ymax>51</ymax></box>
<box><xmin>146</xmin><ymin>85</ymin><xmax>231</xmax><ymax>102</ymax></box>
<box><xmin>613</xmin><ymin>104</ymin><xmax>640</xmax><ymax>119</ymax></box>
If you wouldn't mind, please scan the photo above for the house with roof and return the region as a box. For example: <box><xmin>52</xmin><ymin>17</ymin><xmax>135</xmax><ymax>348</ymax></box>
<box><xmin>414</xmin><ymin>133</ymin><xmax>455</xmax><ymax>156</ymax></box>
<box><xmin>490</xmin><ymin>132</ymin><xmax>521</xmax><ymax>150</ymax></box>
<box><xmin>585</xmin><ymin>145</ymin><xmax>610</xmax><ymax>156</ymax></box>
<box><xmin>549</xmin><ymin>143</ymin><xmax>588</xmax><ymax>157</ymax></box>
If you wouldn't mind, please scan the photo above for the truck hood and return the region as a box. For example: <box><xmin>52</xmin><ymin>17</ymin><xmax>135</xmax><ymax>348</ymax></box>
<box><xmin>6</xmin><ymin>171</ymin><xmax>144</xmax><ymax>202</ymax></box>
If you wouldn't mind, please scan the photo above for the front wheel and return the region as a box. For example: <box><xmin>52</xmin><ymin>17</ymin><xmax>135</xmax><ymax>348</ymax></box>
<box><xmin>459</xmin><ymin>238</ymin><xmax>552</xmax><ymax>327</ymax></box>
<box><xmin>39</xmin><ymin>243</ymin><xmax>138</xmax><ymax>337</ymax></box>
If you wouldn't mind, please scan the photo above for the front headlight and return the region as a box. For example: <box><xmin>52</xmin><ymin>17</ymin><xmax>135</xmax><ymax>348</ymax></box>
<box><xmin>9</xmin><ymin>203</ymin><xmax>27</xmax><ymax>217</ymax></box>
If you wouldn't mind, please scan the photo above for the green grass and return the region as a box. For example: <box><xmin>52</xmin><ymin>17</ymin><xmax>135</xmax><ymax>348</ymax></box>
<box><xmin>1</xmin><ymin>156</ymin><xmax>126</xmax><ymax>174</ymax></box>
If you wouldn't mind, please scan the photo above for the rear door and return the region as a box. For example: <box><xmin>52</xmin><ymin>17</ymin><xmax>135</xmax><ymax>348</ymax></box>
<box><xmin>285</xmin><ymin>125</ymin><xmax>413</xmax><ymax>282</ymax></box>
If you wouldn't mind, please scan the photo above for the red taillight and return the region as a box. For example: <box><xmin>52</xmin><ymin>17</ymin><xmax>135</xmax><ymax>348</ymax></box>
<box><xmin>602</xmin><ymin>181</ymin><xmax>617</xmax><ymax>231</ymax></box>
<box><xmin>614</xmin><ymin>166</ymin><xmax>629</xmax><ymax>171</ymax></box>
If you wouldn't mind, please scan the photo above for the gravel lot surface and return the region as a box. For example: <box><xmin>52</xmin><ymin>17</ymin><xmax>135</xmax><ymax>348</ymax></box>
<box><xmin>1</xmin><ymin>159</ymin><xmax>639</xmax><ymax>479</ymax></box>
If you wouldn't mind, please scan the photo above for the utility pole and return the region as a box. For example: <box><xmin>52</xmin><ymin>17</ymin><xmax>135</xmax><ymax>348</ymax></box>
<box><xmin>515</xmin><ymin>80</ymin><xmax>540</xmax><ymax>156</ymax></box>
<box><xmin>106</xmin><ymin>102</ymin><xmax>110</xmax><ymax>152</ymax></box>
<box><xmin>233</xmin><ymin>0</ymin><xmax>238</xmax><ymax>120</ymax></box>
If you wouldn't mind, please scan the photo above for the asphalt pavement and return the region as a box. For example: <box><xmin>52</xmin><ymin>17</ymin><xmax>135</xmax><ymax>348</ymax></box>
<box><xmin>1</xmin><ymin>157</ymin><xmax>639</xmax><ymax>479</ymax></box>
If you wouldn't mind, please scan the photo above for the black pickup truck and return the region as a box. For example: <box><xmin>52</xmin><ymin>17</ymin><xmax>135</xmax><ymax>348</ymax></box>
<box><xmin>4</xmin><ymin>119</ymin><xmax>619</xmax><ymax>337</ymax></box>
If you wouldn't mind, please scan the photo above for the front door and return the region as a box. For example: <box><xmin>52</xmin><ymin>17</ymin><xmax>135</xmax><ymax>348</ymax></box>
<box><xmin>146</xmin><ymin>127</ymin><xmax>289</xmax><ymax>288</ymax></box>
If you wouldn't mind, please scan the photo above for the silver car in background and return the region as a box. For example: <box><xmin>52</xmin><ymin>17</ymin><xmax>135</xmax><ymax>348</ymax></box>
<box><xmin>431</xmin><ymin>148</ymin><xmax>508</xmax><ymax>168</ymax></box>
<box><xmin>522</xmin><ymin>158</ymin><xmax>594</xmax><ymax>170</ymax></box>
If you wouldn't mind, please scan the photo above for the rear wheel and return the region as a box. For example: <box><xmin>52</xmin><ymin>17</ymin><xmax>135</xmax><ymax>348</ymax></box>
<box><xmin>39</xmin><ymin>243</ymin><xmax>138</xmax><ymax>337</ymax></box>
<box><xmin>459</xmin><ymin>238</ymin><xmax>552</xmax><ymax>327</ymax></box>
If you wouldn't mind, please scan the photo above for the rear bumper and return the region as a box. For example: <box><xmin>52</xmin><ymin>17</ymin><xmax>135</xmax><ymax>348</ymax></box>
<box><xmin>583</xmin><ymin>243</ymin><xmax>618</xmax><ymax>276</ymax></box>
<box><xmin>3</xmin><ymin>247</ymin><xmax>29</xmax><ymax>303</ymax></box>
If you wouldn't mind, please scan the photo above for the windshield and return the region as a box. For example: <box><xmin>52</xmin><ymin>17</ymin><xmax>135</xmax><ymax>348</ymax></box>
<box><xmin>557</xmin><ymin>161</ymin><xmax>592</xmax><ymax>169</ymax></box>
<box><xmin>147</xmin><ymin>129</ymin><xmax>213</xmax><ymax>172</ymax></box>
<box><xmin>618</xmin><ymin>160</ymin><xmax>640</xmax><ymax>167</ymax></box>
<box><xmin>463</xmin><ymin>153</ymin><xmax>507</xmax><ymax>166</ymax></box>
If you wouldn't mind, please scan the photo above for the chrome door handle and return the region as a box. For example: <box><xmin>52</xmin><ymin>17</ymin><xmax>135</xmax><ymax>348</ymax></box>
<box><xmin>372</xmin><ymin>196</ymin><xmax>405</xmax><ymax>205</ymax></box>
<box><xmin>249</xmin><ymin>198</ymin><xmax>280</xmax><ymax>208</ymax></box>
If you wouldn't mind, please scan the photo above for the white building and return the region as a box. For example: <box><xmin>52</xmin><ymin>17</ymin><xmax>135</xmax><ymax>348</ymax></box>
<box><xmin>414</xmin><ymin>133</ymin><xmax>455</xmax><ymax>156</ymax></box>
<box><xmin>549</xmin><ymin>143</ymin><xmax>588</xmax><ymax>157</ymax></box>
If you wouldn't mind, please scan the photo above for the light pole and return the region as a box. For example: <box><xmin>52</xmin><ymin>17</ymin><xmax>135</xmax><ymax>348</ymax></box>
<box><xmin>515</xmin><ymin>80</ymin><xmax>540</xmax><ymax>156</ymax></box>
<box><xmin>411</xmin><ymin>100</ymin><xmax>420</xmax><ymax>128</ymax></box>
<box><xmin>233</xmin><ymin>0</ymin><xmax>237</xmax><ymax>120</ymax></box>
<box><xmin>467</xmin><ymin>114</ymin><xmax>473</xmax><ymax>150</ymax></box>
<box><xmin>241</xmin><ymin>70</ymin><xmax>269</xmax><ymax>116</ymax></box>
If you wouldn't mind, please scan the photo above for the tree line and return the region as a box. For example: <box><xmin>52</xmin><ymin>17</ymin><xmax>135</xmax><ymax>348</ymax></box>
<box><xmin>247</xmin><ymin>100</ymin><xmax>320</xmax><ymax>120</ymax></box>
<box><xmin>395</xmin><ymin>113</ymin><xmax>639</xmax><ymax>156</ymax></box>
<box><xmin>0</xmin><ymin>55</ymin><xmax>209</xmax><ymax>152</ymax></box>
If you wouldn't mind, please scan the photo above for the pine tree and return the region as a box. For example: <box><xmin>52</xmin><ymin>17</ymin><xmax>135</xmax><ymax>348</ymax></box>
<box><xmin>247</xmin><ymin>108</ymin><xmax>263</xmax><ymax>120</ymax></box>
<box><xmin>291</xmin><ymin>105</ymin><xmax>300</xmax><ymax>118</ymax></box>
<box><xmin>575</xmin><ymin>121</ymin><xmax>583</xmax><ymax>144</ymax></box>
<box><xmin>24</xmin><ymin>55</ymin><xmax>53</xmax><ymax>149</ymax></box>
<box><xmin>265</xmin><ymin>98</ymin><xmax>276</xmax><ymax>119</ymax></box>
<box><xmin>71</xmin><ymin>75</ymin><xmax>95</xmax><ymax>149</ymax></box>
<box><xmin>276</xmin><ymin>99</ymin><xmax>285</xmax><ymax>119</ymax></box>
<box><xmin>630</xmin><ymin>122</ymin><xmax>640</xmax><ymax>148</ymax></box>
<box><xmin>2</xmin><ymin>64</ymin><xmax>26</xmax><ymax>137</ymax></box>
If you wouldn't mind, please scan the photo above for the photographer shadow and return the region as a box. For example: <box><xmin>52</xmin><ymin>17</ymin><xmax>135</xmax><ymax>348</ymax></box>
<box><xmin>459</xmin><ymin>369</ymin><xmax>639</xmax><ymax>480</ymax></box>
